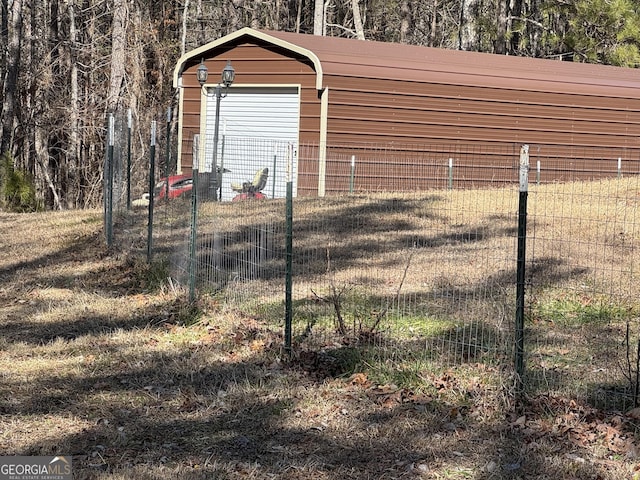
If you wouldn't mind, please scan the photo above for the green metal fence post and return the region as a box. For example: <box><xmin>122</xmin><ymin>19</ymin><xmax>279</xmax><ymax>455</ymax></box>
<box><xmin>127</xmin><ymin>109</ymin><xmax>132</xmax><ymax>210</ymax></box>
<box><xmin>219</xmin><ymin>133</ymin><xmax>226</xmax><ymax>201</ymax></box>
<box><xmin>147</xmin><ymin>121</ymin><xmax>156</xmax><ymax>263</ymax></box>
<box><xmin>189</xmin><ymin>135</ymin><xmax>200</xmax><ymax>303</ymax></box>
<box><xmin>106</xmin><ymin>113</ymin><xmax>114</xmax><ymax>248</ymax></box>
<box><xmin>515</xmin><ymin>144</ymin><xmax>529</xmax><ymax>393</ymax></box>
<box><xmin>284</xmin><ymin>143</ymin><xmax>294</xmax><ymax>355</ymax></box>
<box><xmin>164</xmin><ymin>107</ymin><xmax>171</xmax><ymax>199</ymax></box>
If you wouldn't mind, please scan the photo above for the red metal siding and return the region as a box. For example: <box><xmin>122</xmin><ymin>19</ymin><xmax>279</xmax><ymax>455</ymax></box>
<box><xmin>324</xmin><ymin>77</ymin><xmax>640</xmax><ymax>148</ymax></box>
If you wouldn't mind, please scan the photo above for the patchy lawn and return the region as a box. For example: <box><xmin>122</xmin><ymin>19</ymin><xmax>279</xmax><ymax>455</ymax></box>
<box><xmin>1</xmin><ymin>206</ymin><xmax>639</xmax><ymax>479</ymax></box>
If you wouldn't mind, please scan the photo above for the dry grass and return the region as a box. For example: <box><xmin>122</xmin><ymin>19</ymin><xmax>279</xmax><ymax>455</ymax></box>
<box><xmin>2</xmin><ymin>178</ymin><xmax>640</xmax><ymax>479</ymax></box>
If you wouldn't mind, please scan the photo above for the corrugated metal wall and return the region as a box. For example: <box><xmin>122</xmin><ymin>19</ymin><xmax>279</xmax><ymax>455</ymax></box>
<box><xmin>326</xmin><ymin>79</ymin><xmax>640</xmax><ymax>147</ymax></box>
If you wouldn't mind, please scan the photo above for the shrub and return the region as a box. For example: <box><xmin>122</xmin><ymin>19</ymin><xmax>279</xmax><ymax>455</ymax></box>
<box><xmin>0</xmin><ymin>152</ymin><xmax>39</xmax><ymax>212</ymax></box>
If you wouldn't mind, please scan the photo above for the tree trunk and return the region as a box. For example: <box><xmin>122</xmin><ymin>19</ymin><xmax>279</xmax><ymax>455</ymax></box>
<box><xmin>509</xmin><ymin>0</ymin><xmax>524</xmax><ymax>54</ymax></box>
<box><xmin>313</xmin><ymin>0</ymin><xmax>323</xmax><ymax>35</ymax></box>
<box><xmin>197</xmin><ymin>0</ymin><xmax>205</xmax><ymax>45</ymax></box>
<box><xmin>1</xmin><ymin>0</ymin><xmax>8</xmax><ymax>116</ymax></box>
<box><xmin>108</xmin><ymin>0</ymin><xmax>127</xmax><ymax>112</ymax></box>
<box><xmin>181</xmin><ymin>0</ymin><xmax>190</xmax><ymax>57</ymax></box>
<box><xmin>36</xmin><ymin>128</ymin><xmax>62</xmax><ymax>210</ymax></box>
<box><xmin>1</xmin><ymin>0</ymin><xmax>23</xmax><ymax>156</ymax></box>
<box><xmin>295</xmin><ymin>0</ymin><xmax>302</xmax><ymax>32</ymax></box>
<box><xmin>458</xmin><ymin>0</ymin><xmax>479</xmax><ymax>50</ymax></box>
<box><xmin>495</xmin><ymin>0</ymin><xmax>508</xmax><ymax>53</ymax></box>
<box><xmin>352</xmin><ymin>0</ymin><xmax>365</xmax><ymax>39</ymax></box>
<box><xmin>274</xmin><ymin>0</ymin><xmax>280</xmax><ymax>30</ymax></box>
<box><xmin>68</xmin><ymin>0</ymin><xmax>80</xmax><ymax>207</ymax></box>
<box><xmin>400</xmin><ymin>0</ymin><xmax>411</xmax><ymax>43</ymax></box>
<box><xmin>429</xmin><ymin>0</ymin><xmax>438</xmax><ymax>46</ymax></box>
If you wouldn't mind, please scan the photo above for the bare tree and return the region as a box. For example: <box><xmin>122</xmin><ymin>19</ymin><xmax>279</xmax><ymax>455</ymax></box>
<box><xmin>458</xmin><ymin>0</ymin><xmax>480</xmax><ymax>50</ymax></box>
<box><xmin>0</xmin><ymin>0</ymin><xmax>8</xmax><ymax>119</ymax></box>
<box><xmin>400</xmin><ymin>0</ymin><xmax>411</xmax><ymax>43</ymax></box>
<box><xmin>1</xmin><ymin>0</ymin><xmax>23</xmax><ymax>155</ymax></box>
<box><xmin>314</xmin><ymin>0</ymin><xmax>324</xmax><ymax>35</ymax></box>
<box><xmin>495</xmin><ymin>0</ymin><xmax>508</xmax><ymax>53</ymax></box>
<box><xmin>351</xmin><ymin>0</ymin><xmax>365</xmax><ymax>39</ymax></box>
<box><xmin>108</xmin><ymin>0</ymin><xmax>127</xmax><ymax>113</ymax></box>
<box><xmin>67</xmin><ymin>0</ymin><xmax>81</xmax><ymax>207</ymax></box>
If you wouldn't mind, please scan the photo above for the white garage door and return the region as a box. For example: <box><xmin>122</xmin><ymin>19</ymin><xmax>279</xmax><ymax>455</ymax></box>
<box><xmin>204</xmin><ymin>86</ymin><xmax>300</xmax><ymax>201</ymax></box>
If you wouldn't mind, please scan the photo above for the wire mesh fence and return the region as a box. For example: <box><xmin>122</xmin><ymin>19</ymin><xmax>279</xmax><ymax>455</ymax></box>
<box><xmin>525</xmin><ymin>176</ymin><xmax>640</xmax><ymax>410</ymax></box>
<box><xmin>106</xmin><ymin>131</ymin><xmax>640</xmax><ymax>410</ymax></box>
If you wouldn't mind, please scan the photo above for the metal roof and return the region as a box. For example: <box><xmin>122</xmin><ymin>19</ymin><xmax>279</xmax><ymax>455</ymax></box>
<box><xmin>174</xmin><ymin>27</ymin><xmax>640</xmax><ymax>97</ymax></box>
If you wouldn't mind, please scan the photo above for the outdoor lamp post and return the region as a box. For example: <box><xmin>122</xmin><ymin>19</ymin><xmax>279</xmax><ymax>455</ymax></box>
<box><xmin>211</xmin><ymin>60</ymin><xmax>235</xmax><ymax>200</ymax></box>
<box><xmin>221</xmin><ymin>60</ymin><xmax>235</xmax><ymax>87</ymax></box>
<box><xmin>196</xmin><ymin>60</ymin><xmax>208</xmax><ymax>86</ymax></box>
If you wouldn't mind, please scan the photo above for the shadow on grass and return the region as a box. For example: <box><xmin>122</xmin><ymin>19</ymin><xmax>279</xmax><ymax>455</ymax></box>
<box><xmin>7</xmin><ymin>342</ymin><xmax>625</xmax><ymax>480</ymax></box>
<box><xmin>3</xmin><ymin>192</ymin><xmax>635</xmax><ymax>478</ymax></box>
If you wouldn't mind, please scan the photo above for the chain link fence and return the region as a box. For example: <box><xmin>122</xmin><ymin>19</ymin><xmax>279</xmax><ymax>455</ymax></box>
<box><xmin>105</xmin><ymin>128</ymin><xmax>640</xmax><ymax>410</ymax></box>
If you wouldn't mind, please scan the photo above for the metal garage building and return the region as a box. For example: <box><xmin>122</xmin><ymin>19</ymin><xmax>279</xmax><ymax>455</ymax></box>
<box><xmin>173</xmin><ymin>27</ymin><xmax>640</xmax><ymax>197</ymax></box>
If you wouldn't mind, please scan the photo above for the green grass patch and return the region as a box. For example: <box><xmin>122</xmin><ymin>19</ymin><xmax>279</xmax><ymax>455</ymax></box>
<box><xmin>533</xmin><ymin>294</ymin><xmax>633</xmax><ymax>327</ymax></box>
<box><xmin>387</xmin><ymin>313</ymin><xmax>458</xmax><ymax>337</ymax></box>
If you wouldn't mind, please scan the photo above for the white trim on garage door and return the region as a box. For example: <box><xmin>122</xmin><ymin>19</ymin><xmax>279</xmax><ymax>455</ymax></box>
<box><xmin>204</xmin><ymin>86</ymin><xmax>300</xmax><ymax>201</ymax></box>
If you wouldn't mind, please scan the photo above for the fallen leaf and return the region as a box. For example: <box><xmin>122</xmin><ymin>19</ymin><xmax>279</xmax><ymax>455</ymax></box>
<box><xmin>371</xmin><ymin>384</ymin><xmax>399</xmax><ymax>395</ymax></box>
<box><xmin>349</xmin><ymin>372</ymin><xmax>371</xmax><ymax>388</ymax></box>
<box><xmin>380</xmin><ymin>392</ymin><xmax>402</xmax><ymax>408</ymax></box>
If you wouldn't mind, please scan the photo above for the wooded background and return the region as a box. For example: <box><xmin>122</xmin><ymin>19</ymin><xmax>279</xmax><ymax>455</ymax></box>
<box><xmin>1</xmin><ymin>0</ymin><xmax>639</xmax><ymax>210</ymax></box>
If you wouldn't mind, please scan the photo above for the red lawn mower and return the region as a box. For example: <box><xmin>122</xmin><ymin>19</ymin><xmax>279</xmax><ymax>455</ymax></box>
<box><xmin>231</xmin><ymin>168</ymin><xmax>269</xmax><ymax>201</ymax></box>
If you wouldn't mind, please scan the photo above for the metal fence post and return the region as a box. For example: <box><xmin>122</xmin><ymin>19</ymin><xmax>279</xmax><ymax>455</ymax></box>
<box><xmin>127</xmin><ymin>109</ymin><xmax>132</xmax><ymax>210</ymax></box>
<box><xmin>272</xmin><ymin>143</ymin><xmax>278</xmax><ymax>199</ymax></box>
<box><xmin>618</xmin><ymin>157</ymin><xmax>622</xmax><ymax>178</ymax></box>
<box><xmin>515</xmin><ymin>144</ymin><xmax>529</xmax><ymax>392</ymax></box>
<box><xmin>448</xmin><ymin>158</ymin><xmax>453</xmax><ymax>190</ymax></box>
<box><xmin>284</xmin><ymin>143</ymin><xmax>294</xmax><ymax>355</ymax></box>
<box><xmin>164</xmin><ymin>108</ymin><xmax>171</xmax><ymax>199</ymax></box>
<box><xmin>349</xmin><ymin>155</ymin><xmax>356</xmax><ymax>193</ymax></box>
<box><xmin>147</xmin><ymin>121</ymin><xmax>157</xmax><ymax>263</ymax></box>
<box><xmin>219</xmin><ymin>133</ymin><xmax>226</xmax><ymax>201</ymax></box>
<box><xmin>106</xmin><ymin>113</ymin><xmax>115</xmax><ymax>248</ymax></box>
<box><xmin>189</xmin><ymin>135</ymin><xmax>200</xmax><ymax>303</ymax></box>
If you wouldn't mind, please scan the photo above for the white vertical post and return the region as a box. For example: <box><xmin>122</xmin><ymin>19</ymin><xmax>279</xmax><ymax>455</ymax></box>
<box><xmin>272</xmin><ymin>142</ymin><xmax>278</xmax><ymax>198</ymax></box>
<box><xmin>519</xmin><ymin>145</ymin><xmax>529</xmax><ymax>192</ymax></box>
<box><xmin>286</xmin><ymin>143</ymin><xmax>293</xmax><ymax>184</ymax></box>
<box><xmin>108</xmin><ymin>114</ymin><xmax>115</xmax><ymax>146</ymax></box>
<box><xmin>349</xmin><ymin>155</ymin><xmax>356</xmax><ymax>193</ymax></box>
<box><xmin>618</xmin><ymin>157</ymin><xmax>622</xmax><ymax>178</ymax></box>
